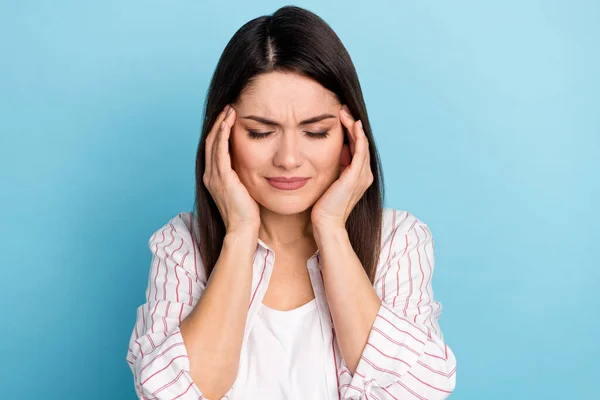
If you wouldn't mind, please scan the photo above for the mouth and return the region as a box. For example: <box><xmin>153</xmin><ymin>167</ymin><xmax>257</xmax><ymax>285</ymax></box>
<box><xmin>266</xmin><ymin>177</ymin><xmax>310</xmax><ymax>190</ymax></box>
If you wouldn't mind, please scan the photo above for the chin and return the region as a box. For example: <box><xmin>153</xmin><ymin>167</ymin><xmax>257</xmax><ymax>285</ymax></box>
<box><xmin>253</xmin><ymin>192</ymin><xmax>314</xmax><ymax>215</ymax></box>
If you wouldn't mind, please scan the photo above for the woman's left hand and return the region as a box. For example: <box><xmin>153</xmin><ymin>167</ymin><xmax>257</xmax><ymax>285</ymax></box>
<box><xmin>311</xmin><ymin>104</ymin><xmax>374</xmax><ymax>230</ymax></box>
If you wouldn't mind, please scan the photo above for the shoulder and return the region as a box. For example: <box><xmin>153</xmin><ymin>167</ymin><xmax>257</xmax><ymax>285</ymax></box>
<box><xmin>148</xmin><ymin>211</ymin><xmax>204</xmax><ymax>281</ymax></box>
<box><xmin>380</xmin><ymin>207</ymin><xmax>430</xmax><ymax>244</ymax></box>
<box><xmin>148</xmin><ymin>211</ymin><xmax>197</xmax><ymax>247</ymax></box>
<box><xmin>375</xmin><ymin>207</ymin><xmax>433</xmax><ymax>280</ymax></box>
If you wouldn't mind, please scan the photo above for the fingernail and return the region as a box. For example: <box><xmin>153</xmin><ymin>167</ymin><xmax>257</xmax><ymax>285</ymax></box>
<box><xmin>224</xmin><ymin>104</ymin><xmax>231</xmax><ymax>115</ymax></box>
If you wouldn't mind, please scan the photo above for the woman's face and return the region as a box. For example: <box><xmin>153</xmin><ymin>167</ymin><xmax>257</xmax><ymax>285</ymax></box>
<box><xmin>229</xmin><ymin>71</ymin><xmax>348</xmax><ymax>215</ymax></box>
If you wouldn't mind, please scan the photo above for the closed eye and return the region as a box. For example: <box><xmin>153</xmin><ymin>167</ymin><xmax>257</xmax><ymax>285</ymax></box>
<box><xmin>247</xmin><ymin>130</ymin><xmax>330</xmax><ymax>140</ymax></box>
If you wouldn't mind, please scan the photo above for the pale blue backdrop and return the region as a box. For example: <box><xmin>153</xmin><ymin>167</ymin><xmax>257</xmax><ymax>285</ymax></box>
<box><xmin>1</xmin><ymin>1</ymin><xmax>598</xmax><ymax>399</ymax></box>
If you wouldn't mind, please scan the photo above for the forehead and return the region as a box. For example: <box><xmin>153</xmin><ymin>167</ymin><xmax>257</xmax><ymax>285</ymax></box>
<box><xmin>237</xmin><ymin>71</ymin><xmax>339</xmax><ymax>112</ymax></box>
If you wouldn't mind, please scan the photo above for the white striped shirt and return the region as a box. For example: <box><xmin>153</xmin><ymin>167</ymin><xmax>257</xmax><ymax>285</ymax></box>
<box><xmin>126</xmin><ymin>207</ymin><xmax>457</xmax><ymax>399</ymax></box>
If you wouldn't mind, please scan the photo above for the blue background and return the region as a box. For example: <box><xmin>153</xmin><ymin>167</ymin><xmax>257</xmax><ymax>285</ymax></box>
<box><xmin>2</xmin><ymin>1</ymin><xmax>598</xmax><ymax>399</ymax></box>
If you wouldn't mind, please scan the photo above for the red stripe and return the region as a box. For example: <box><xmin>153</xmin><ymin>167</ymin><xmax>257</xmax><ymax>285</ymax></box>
<box><xmin>135</xmin><ymin>310</ymin><xmax>140</xmax><ymax>339</ymax></box>
<box><xmin>141</xmin><ymin>355</ymin><xmax>190</xmax><ymax>385</ymax></box>
<box><xmin>416</xmin><ymin>360</ymin><xmax>452</xmax><ymax>377</ymax></box>
<box><xmin>339</xmin><ymin>383</ymin><xmax>363</xmax><ymax>395</ymax></box>
<box><xmin>151</xmin><ymin>302</ymin><xmax>159</xmax><ymax>334</ymax></box>
<box><xmin>414</xmin><ymin>228</ymin><xmax>425</xmax><ymax>324</ymax></box>
<box><xmin>381</xmin><ymin>303</ymin><xmax>429</xmax><ymax>338</ymax></box>
<box><xmin>369</xmin><ymin>394</ymin><xmax>382</xmax><ymax>400</ymax></box>
<box><xmin>170</xmin><ymin>381</ymin><xmax>195</xmax><ymax>399</ymax></box>
<box><xmin>359</xmin><ymin>355</ymin><xmax>404</xmax><ymax>379</ymax></box>
<box><xmin>165</xmin><ymin>223</ymin><xmax>183</xmax><ymax>300</ymax></box>
<box><xmin>147</xmin><ymin>333</ymin><xmax>156</xmax><ymax>349</ymax></box>
<box><xmin>380</xmin><ymin>385</ymin><xmax>400</xmax><ymax>400</ymax></box>
<box><xmin>387</xmin><ymin>380</ymin><xmax>426</xmax><ymax>400</ymax></box>
<box><xmin>178</xmin><ymin>303</ymin><xmax>184</xmax><ymax>325</ymax></box>
<box><xmin>375</xmin><ymin>314</ymin><xmax>425</xmax><ymax>345</ymax></box>
<box><xmin>393</xmin><ymin>235</ymin><xmax>409</xmax><ymax>308</ymax></box>
<box><xmin>423</xmin><ymin>350</ymin><xmax>447</xmax><ymax>361</ymax></box>
<box><xmin>407</xmin><ymin>371</ymin><xmax>453</xmax><ymax>393</ymax></box>
<box><xmin>420</xmin><ymin>225</ymin><xmax>435</xmax><ymax>337</ymax></box>
<box><xmin>402</xmin><ymin>227</ymin><xmax>418</xmax><ymax>318</ymax></box>
<box><xmin>162</xmin><ymin>225</ymin><xmax>177</xmax><ymax>300</ymax></box>
<box><xmin>135</xmin><ymin>340</ymin><xmax>145</xmax><ymax>357</ymax></box>
<box><xmin>188</xmin><ymin>274</ymin><xmax>193</xmax><ymax>307</ymax></box>
<box><xmin>153</xmin><ymin>227</ymin><xmax>169</xmax><ymax>301</ymax></box>
<box><xmin>140</xmin><ymin>328</ymin><xmax>183</xmax><ymax>360</ymax></box>
<box><xmin>365</xmin><ymin>342</ymin><xmax>410</xmax><ymax>367</ymax></box>
<box><xmin>163</xmin><ymin>302</ymin><xmax>170</xmax><ymax>335</ymax></box>
<box><xmin>151</xmin><ymin>226</ymin><xmax>171</xmax><ymax>334</ymax></box>
<box><xmin>152</xmin><ymin>369</ymin><xmax>184</xmax><ymax>395</ymax></box>
<box><xmin>371</xmin><ymin>326</ymin><xmax>420</xmax><ymax>356</ymax></box>
<box><xmin>181</xmin><ymin>214</ymin><xmax>200</xmax><ymax>282</ymax></box>
<box><xmin>142</xmin><ymin>303</ymin><xmax>147</xmax><ymax>332</ymax></box>
<box><xmin>179</xmin><ymin>249</ymin><xmax>190</xmax><ymax>297</ymax></box>
<box><xmin>174</xmin><ymin>250</ymin><xmax>181</xmax><ymax>304</ymax></box>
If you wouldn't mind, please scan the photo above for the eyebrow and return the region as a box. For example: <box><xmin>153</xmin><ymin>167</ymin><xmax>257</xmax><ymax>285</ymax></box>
<box><xmin>240</xmin><ymin>113</ymin><xmax>337</xmax><ymax>127</ymax></box>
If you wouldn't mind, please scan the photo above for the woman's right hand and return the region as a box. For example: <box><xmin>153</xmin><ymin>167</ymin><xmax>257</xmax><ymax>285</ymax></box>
<box><xmin>203</xmin><ymin>105</ymin><xmax>261</xmax><ymax>234</ymax></box>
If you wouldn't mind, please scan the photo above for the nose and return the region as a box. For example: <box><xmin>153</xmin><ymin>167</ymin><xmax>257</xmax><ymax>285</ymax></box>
<box><xmin>272</xmin><ymin>131</ymin><xmax>304</xmax><ymax>170</ymax></box>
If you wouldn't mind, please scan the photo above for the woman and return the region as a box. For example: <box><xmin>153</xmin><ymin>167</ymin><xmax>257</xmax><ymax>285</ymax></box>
<box><xmin>126</xmin><ymin>5</ymin><xmax>456</xmax><ymax>400</ymax></box>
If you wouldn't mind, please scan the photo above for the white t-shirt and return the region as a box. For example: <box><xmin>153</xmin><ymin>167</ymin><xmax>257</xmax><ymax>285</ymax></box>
<box><xmin>231</xmin><ymin>298</ymin><xmax>329</xmax><ymax>399</ymax></box>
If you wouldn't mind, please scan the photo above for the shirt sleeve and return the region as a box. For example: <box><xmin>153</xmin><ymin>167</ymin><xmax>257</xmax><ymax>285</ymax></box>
<box><xmin>125</xmin><ymin>213</ymin><xmax>235</xmax><ymax>400</ymax></box>
<box><xmin>338</xmin><ymin>211</ymin><xmax>457</xmax><ymax>399</ymax></box>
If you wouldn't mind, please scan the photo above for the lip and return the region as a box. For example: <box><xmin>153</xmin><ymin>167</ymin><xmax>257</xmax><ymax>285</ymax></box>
<box><xmin>267</xmin><ymin>177</ymin><xmax>310</xmax><ymax>182</ymax></box>
<box><xmin>266</xmin><ymin>177</ymin><xmax>310</xmax><ymax>190</ymax></box>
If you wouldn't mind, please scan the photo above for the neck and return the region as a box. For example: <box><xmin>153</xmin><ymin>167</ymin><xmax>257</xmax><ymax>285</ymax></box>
<box><xmin>258</xmin><ymin>206</ymin><xmax>314</xmax><ymax>248</ymax></box>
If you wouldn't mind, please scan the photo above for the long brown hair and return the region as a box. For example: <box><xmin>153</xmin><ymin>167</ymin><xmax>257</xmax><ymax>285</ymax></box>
<box><xmin>193</xmin><ymin>5</ymin><xmax>386</xmax><ymax>284</ymax></box>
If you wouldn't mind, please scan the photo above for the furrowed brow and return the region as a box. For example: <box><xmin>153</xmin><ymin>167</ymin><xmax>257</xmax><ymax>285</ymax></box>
<box><xmin>240</xmin><ymin>113</ymin><xmax>337</xmax><ymax>127</ymax></box>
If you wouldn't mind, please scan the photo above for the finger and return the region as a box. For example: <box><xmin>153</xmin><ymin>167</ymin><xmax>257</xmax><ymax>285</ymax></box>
<box><xmin>214</xmin><ymin>106</ymin><xmax>236</xmax><ymax>177</ymax></box>
<box><xmin>345</xmin><ymin>120</ymin><xmax>369</xmax><ymax>177</ymax></box>
<box><xmin>205</xmin><ymin>105</ymin><xmax>231</xmax><ymax>178</ymax></box>
<box><xmin>354</xmin><ymin>120</ymin><xmax>372</xmax><ymax>181</ymax></box>
<box><xmin>206</xmin><ymin>105</ymin><xmax>231</xmax><ymax>154</ymax></box>
<box><xmin>339</xmin><ymin>104</ymin><xmax>355</xmax><ymax>132</ymax></box>
<box><xmin>339</xmin><ymin>105</ymin><xmax>357</xmax><ymax>154</ymax></box>
<box><xmin>354</xmin><ymin>120</ymin><xmax>368</xmax><ymax>159</ymax></box>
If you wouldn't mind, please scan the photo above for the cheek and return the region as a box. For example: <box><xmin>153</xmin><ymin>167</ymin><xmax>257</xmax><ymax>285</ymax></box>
<box><xmin>311</xmin><ymin>143</ymin><xmax>344</xmax><ymax>172</ymax></box>
<box><xmin>230</xmin><ymin>135</ymin><xmax>263</xmax><ymax>172</ymax></box>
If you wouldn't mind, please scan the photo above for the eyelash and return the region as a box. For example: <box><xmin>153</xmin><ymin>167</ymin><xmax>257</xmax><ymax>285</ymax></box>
<box><xmin>247</xmin><ymin>130</ymin><xmax>330</xmax><ymax>140</ymax></box>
